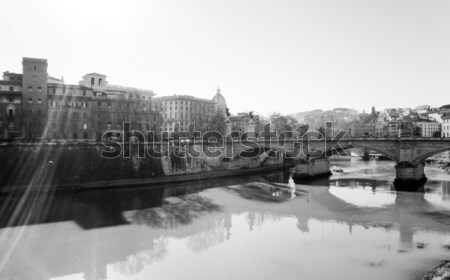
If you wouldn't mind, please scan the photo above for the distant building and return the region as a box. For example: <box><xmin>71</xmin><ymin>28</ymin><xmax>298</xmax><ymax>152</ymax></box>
<box><xmin>375</xmin><ymin>121</ymin><xmax>388</xmax><ymax>137</ymax></box>
<box><xmin>442</xmin><ymin>114</ymin><xmax>450</xmax><ymax>138</ymax></box>
<box><xmin>153</xmin><ymin>94</ymin><xmax>217</xmax><ymax>132</ymax></box>
<box><xmin>415</xmin><ymin>105</ymin><xmax>430</xmax><ymax>111</ymax></box>
<box><xmin>352</xmin><ymin>124</ymin><xmax>375</xmax><ymax>137</ymax></box>
<box><xmin>388</xmin><ymin>121</ymin><xmax>400</xmax><ymax>136</ymax></box>
<box><xmin>415</xmin><ymin>122</ymin><xmax>441</xmax><ymax>137</ymax></box>
<box><xmin>229</xmin><ymin>112</ymin><xmax>260</xmax><ymax>134</ymax></box>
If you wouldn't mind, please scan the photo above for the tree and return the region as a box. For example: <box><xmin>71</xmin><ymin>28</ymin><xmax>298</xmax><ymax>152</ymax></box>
<box><xmin>269</xmin><ymin>113</ymin><xmax>300</xmax><ymax>138</ymax></box>
<box><xmin>297</xmin><ymin>124</ymin><xmax>309</xmax><ymax>136</ymax></box>
<box><xmin>190</xmin><ymin>107</ymin><xmax>226</xmax><ymax>135</ymax></box>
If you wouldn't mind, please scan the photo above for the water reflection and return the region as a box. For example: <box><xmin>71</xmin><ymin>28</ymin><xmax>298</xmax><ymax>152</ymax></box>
<box><xmin>0</xmin><ymin>165</ymin><xmax>449</xmax><ymax>280</ymax></box>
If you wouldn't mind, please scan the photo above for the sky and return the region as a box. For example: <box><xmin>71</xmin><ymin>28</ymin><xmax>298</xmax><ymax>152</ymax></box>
<box><xmin>1</xmin><ymin>0</ymin><xmax>450</xmax><ymax>116</ymax></box>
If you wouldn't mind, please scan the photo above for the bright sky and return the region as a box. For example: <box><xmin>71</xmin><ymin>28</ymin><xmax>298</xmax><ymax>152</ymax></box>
<box><xmin>2</xmin><ymin>0</ymin><xmax>450</xmax><ymax>115</ymax></box>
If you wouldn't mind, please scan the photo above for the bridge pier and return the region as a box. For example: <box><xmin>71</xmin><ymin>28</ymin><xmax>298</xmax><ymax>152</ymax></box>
<box><xmin>292</xmin><ymin>158</ymin><xmax>331</xmax><ymax>180</ymax></box>
<box><xmin>393</xmin><ymin>161</ymin><xmax>427</xmax><ymax>191</ymax></box>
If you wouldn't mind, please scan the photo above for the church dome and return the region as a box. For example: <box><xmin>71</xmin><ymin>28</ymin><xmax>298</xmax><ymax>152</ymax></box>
<box><xmin>213</xmin><ymin>87</ymin><xmax>227</xmax><ymax>117</ymax></box>
<box><xmin>213</xmin><ymin>87</ymin><xmax>227</xmax><ymax>108</ymax></box>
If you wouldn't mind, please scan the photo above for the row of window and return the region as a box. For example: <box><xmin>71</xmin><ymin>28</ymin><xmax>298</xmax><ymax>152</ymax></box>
<box><xmin>0</xmin><ymin>97</ymin><xmax>20</xmax><ymax>103</ymax></box>
<box><xmin>49</xmin><ymin>88</ymin><xmax>151</xmax><ymax>101</ymax></box>
<box><xmin>27</xmin><ymin>109</ymin><xmax>43</xmax><ymax>115</ymax></box>
<box><xmin>0</xmin><ymin>86</ymin><xmax>21</xmax><ymax>92</ymax></box>
<box><xmin>158</xmin><ymin>100</ymin><xmax>211</xmax><ymax>106</ymax></box>
<box><xmin>164</xmin><ymin>112</ymin><xmax>195</xmax><ymax>119</ymax></box>
<box><xmin>50</xmin><ymin>101</ymin><xmax>89</xmax><ymax>108</ymax></box>
<box><xmin>28</xmin><ymin>86</ymin><xmax>43</xmax><ymax>93</ymax></box>
<box><xmin>28</xmin><ymin>98</ymin><xmax>43</xmax><ymax>104</ymax></box>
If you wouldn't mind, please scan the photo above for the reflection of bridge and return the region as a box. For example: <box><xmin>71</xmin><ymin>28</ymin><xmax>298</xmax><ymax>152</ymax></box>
<box><xmin>220</xmin><ymin>137</ymin><xmax>450</xmax><ymax>190</ymax></box>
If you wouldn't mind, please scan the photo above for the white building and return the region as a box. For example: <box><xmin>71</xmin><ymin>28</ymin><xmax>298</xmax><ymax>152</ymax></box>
<box><xmin>442</xmin><ymin>115</ymin><xmax>450</xmax><ymax>137</ymax></box>
<box><xmin>416</xmin><ymin>122</ymin><xmax>441</xmax><ymax>137</ymax></box>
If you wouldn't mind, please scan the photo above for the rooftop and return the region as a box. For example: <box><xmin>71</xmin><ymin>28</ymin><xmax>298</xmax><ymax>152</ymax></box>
<box><xmin>82</xmin><ymin>72</ymin><xmax>107</xmax><ymax>78</ymax></box>
<box><xmin>154</xmin><ymin>94</ymin><xmax>214</xmax><ymax>103</ymax></box>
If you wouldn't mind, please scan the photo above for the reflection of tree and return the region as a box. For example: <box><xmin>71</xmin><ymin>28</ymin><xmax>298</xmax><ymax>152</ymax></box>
<box><xmin>131</xmin><ymin>195</ymin><xmax>221</xmax><ymax>229</ymax></box>
<box><xmin>112</xmin><ymin>237</ymin><xmax>168</xmax><ymax>276</ymax></box>
<box><xmin>187</xmin><ymin>216</ymin><xmax>228</xmax><ymax>253</ymax></box>
<box><xmin>247</xmin><ymin>211</ymin><xmax>282</xmax><ymax>231</ymax></box>
<box><xmin>296</xmin><ymin>216</ymin><xmax>310</xmax><ymax>233</ymax></box>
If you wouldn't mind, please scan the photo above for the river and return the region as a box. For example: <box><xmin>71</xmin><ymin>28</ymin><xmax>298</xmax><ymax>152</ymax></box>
<box><xmin>0</xmin><ymin>159</ymin><xmax>449</xmax><ymax>280</ymax></box>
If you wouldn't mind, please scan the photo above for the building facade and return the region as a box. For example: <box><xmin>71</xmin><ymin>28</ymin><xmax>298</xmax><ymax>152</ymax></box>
<box><xmin>442</xmin><ymin>114</ymin><xmax>450</xmax><ymax>138</ymax></box>
<box><xmin>1</xmin><ymin>57</ymin><xmax>162</xmax><ymax>141</ymax></box>
<box><xmin>0</xmin><ymin>72</ymin><xmax>23</xmax><ymax>139</ymax></box>
<box><xmin>153</xmin><ymin>88</ymin><xmax>227</xmax><ymax>133</ymax></box>
<box><xmin>352</xmin><ymin>124</ymin><xmax>376</xmax><ymax>137</ymax></box>
<box><xmin>415</xmin><ymin>122</ymin><xmax>441</xmax><ymax>137</ymax></box>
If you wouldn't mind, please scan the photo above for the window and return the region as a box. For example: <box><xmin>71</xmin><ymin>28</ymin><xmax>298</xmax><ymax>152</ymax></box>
<box><xmin>34</xmin><ymin>66</ymin><xmax>36</xmax><ymax>71</ymax></box>
<box><xmin>37</xmin><ymin>98</ymin><xmax>42</xmax><ymax>104</ymax></box>
<box><xmin>73</xmin><ymin>132</ymin><xmax>78</xmax><ymax>139</ymax></box>
<box><xmin>28</xmin><ymin>98</ymin><xmax>32</xmax><ymax>104</ymax></box>
<box><xmin>37</xmin><ymin>110</ymin><xmax>42</xmax><ymax>115</ymax></box>
<box><xmin>107</xmin><ymin>102</ymin><xmax>111</xmax><ymax>107</ymax></box>
<box><xmin>83</xmin><ymin>90</ymin><xmax>86</xmax><ymax>96</ymax></box>
<box><xmin>97</xmin><ymin>101</ymin><xmax>102</xmax><ymax>107</ymax></box>
<box><xmin>28</xmin><ymin>87</ymin><xmax>32</xmax><ymax>93</ymax></box>
<box><xmin>8</xmin><ymin>97</ymin><xmax>13</xmax><ymax>103</ymax></box>
<box><xmin>53</xmin><ymin>88</ymin><xmax>56</xmax><ymax>94</ymax></box>
<box><xmin>83</xmin><ymin>132</ymin><xmax>88</xmax><ymax>139</ymax></box>
<box><xmin>99</xmin><ymin>78</ymin><xmax>102</xmax><ymax>86</ymax></box>
<box><xmin>8</xmin><ymin>109</ymin><xmax>14</xmax><ymax>118</ymax></box>
<box><xmin>9</xmin><ymin>86</ymin><xmax>13</xmax><ymax>92</ymax></box>
<box><xmin>83</xmin><ymin>123</ymin><xmax>87</xmax><ymax>130</ymax></box>
<box><xmin>91</xmin><ymin>77</ymin><xmax>95</xmax><ymax>87</ymax></box>
<box><xmin>37</xmin><ymin>87</ymin><xmax>42</xmax><ymax>93</ymax></box>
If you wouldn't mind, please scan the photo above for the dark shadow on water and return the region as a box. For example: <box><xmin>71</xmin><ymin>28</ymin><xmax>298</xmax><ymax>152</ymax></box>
<box><xmin>0</xmin><ymin>170</ymin><xmax>292</xmax><ymax>230</ymax></box>
<box><xmin>225</xmin><ymin>182</ymin><xmax>300</xmax><ymax>203</ymax></box>
<box><xmin>131</xmin><ymin>195</ymin><xmax>222</xmax><ymax>229</ymax></box>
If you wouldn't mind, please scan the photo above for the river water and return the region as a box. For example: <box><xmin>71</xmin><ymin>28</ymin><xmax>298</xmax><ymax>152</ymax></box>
<box><xmin>0</xmin><ymin>159</ymin><xmax>450</xmax><ymax>280</ymax></box>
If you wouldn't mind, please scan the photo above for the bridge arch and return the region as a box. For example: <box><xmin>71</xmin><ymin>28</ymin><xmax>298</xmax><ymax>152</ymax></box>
<box><xmin>324</xmin><ymin>143</ymin><xmax>399</xmax><ymax>162</ymax></box>
<box><xmin>234</xmin><ymin>146</ymin><xmax>293</xmax><ymax>167</ymax></box>
<box><xmin>413</xmin><ymin>146</ymin><xmax>450</xmax><ymax>163</ymax></box>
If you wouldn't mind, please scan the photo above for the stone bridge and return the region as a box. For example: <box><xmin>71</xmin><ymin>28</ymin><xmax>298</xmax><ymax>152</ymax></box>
<box><xmin>215</xmin><ymin>137</ymin><xmax>450</xmax><ymax>190</ymax></box>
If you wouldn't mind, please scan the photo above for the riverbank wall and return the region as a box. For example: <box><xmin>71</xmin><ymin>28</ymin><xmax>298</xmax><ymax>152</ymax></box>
<box><xmin>0</xmin><ymin>144</ymin><xmax>293</xmax><ymax>194</ymax></box>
